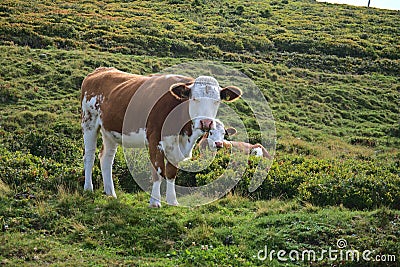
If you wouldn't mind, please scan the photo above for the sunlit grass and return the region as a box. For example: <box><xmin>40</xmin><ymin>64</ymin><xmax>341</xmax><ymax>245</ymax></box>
<box><xmin>0</xmin><ymin>0</ymin><xmax>399</xmax><ymax>265</ymax></box>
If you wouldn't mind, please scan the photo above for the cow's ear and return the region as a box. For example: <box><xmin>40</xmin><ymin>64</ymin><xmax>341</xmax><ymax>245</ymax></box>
<box><xmin>225</xmin><ymin>127</ymin><xmax>237</xmax><ymax>136</ymax></box>
<box><xmin>220</xmin><ymin>86</ymin><xmax>242</xmax><ymax>102</ymax></box>
<box><xmin>170</xmin><ymin>83</ymin><xmax>191</xmax><ymax>100</ymax></box>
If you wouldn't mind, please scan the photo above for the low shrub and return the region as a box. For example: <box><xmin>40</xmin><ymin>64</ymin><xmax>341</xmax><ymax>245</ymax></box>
<box><xmin>349</xmin><ymin>136</ymin><xmax>377</xmax><ymax>147</ymax></box>
<box><xmin>0</xmin><ymin>85</ymin><xmax>20</xmax><ymax>104</ymax></box>
<box><xmin>20</xmin><ymin>131</ymin><xmax>82</xmax><ymax>164</ymax></box>
<box><xmin>298</xmin><ymin>159</ymin><xmax>400</xmax><ymax>209</ymax></box>
<box><xmin>0</xmin><ymin>147</ymin><xmax>81</xmax><ymax>196</ymax></box>
<box><xmin>176</xmin><ymin>152</ymin><xmax>400</xmax><ymax>210</ymax></box>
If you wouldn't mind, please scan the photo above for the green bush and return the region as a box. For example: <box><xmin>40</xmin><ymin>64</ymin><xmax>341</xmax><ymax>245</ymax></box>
<box><xmin>0</xmin><ymin>147</ymin><xmax>81</xmax><ymax>195</ymax></box>
<box><xmin>349</xmin><ymin>136</ymin><xmax>377</xmax><ymax>147</ymax></box>
<box><xmin>113</xmin><ymin>148</ymin><xmax>142</xmax><ymax>193</ymax></box>
<box><xmin>298</xmin><ymin>159</ymin><xmax>400</xmax><ymax>209</ymax></box>
<box><xmin>1</xmin><ymin>24</ymin><xmax>52</xmax><ymax>48</ymax></box>
<box><xmin>0</xmin><ymin>85</ymin><xmax>20</xmax><ymax>104</ymax></box>
<box><xmin>260</xmin><ymin>8</ymin><xmax>272</xmax><ymax>18</ymax></box>
<box><xmin>22</xmin><ymin>131</ymin><xmax>81</xmax><ymax>164</ymax></box>
<box><xmin>177</xmin><ymin>152</ymin><xmax>400</xmax><ymax>210</ymax></box>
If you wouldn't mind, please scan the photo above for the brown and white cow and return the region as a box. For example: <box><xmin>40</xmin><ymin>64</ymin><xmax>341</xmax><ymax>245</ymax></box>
<box><xmin>198</xmin><ymin>119</ymin><xmax>272</xmax><ymax>159</ymax></box>
<box><xmin>81</xmin><ymin>67</ymin><xmax>242</xmax><ymax>207</ymax></box>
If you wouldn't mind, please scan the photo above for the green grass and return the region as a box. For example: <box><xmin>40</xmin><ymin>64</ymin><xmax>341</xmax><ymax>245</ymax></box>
<box><xmin>0</xmin><ymin>0</ymin><xmax>399</xmax><ymax>265</ymax></box>
<box><xmin>1</xmin><ymin>191</ymin><xmax>399</xmax><ymax>266</ymax></box>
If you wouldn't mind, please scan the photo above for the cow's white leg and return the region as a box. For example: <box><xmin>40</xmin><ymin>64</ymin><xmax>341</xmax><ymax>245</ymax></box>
<box><xmin>150</xmin><ymin>180</ymin><xmax>162</xmax><ymax>208</ymax></box>
<box><xmin>83</xmin><ymin>129</ymin><xmax>98</xmax><ymax>192</ymax></box>
<box><xmin>149</xmin><ymin>166</ymin><xmax>162</xmax><ymax>208</ymax></box>
<box><xmin>165</xmin><ymin>162</ymin><xmax>179</xmax><ymax>206</ymax></box>
<box><xmin>166</xmin><ymin>179</ymin><xmax>178</xmax><ymax>206</ymax></box>
<box><xmin>99</xmin><ymin>133</ymin><xmax>118</xmax><ymax>198</ymax></box>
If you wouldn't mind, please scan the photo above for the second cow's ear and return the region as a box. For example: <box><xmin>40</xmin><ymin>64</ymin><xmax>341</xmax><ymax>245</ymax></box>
<box><xmin>220</xmin><ymin>86</ymin><xmax>242</xmax><ymax>102</ymax></box>
<box><xmin>170</xmin><ymin>83</ymin><xmax>191</xmax><ymax>100</ymax></box>
<box><xmin>225</xmin><ymin>127</ymin><xmax>237</xmax><ymax>136</ymax></box>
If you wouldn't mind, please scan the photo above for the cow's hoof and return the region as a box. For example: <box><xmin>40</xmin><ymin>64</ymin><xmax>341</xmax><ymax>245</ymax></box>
<box><xmin>149</xmin><ymin>203</ymin><xmax>161</xmax><ymax>208</ymax></box>
<box><xmin>84</xmin><ymin>184</ymin><xmax>94</xmax><ymax>192</ymax></box>
<box><xmin>167</xmin><ymin>201</ymin><xmax>179</xmax><ymax>206</ymax></box>
<box><xmin>103</xmin><ymin>191</ymin><xmax>117</xmax><ymax>198</ymax></box>
<box><xmin>149</xmin><ymin>198</ymin><xmax>161</xmax><ymax>208</ymax></box>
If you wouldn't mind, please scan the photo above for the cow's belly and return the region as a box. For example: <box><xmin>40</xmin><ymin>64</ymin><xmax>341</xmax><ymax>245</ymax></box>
<box><xmin>159</xmin><ymin>135</ymin><xmax>194</xmax><ymax>165</ymax></box>
<box><xmin>103</xmin><ymin>128</ymin><xmax>148</xmax><ymax>147</ymax></box>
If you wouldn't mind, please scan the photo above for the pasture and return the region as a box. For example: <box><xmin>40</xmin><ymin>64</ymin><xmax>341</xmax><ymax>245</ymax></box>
<box><xmin>0</xmin><ymin>0</ymin><xmax>399</xmax><ymax>266</ymax></box>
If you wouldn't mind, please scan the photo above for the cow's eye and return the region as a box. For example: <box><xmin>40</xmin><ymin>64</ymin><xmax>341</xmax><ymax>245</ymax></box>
<box><xmin>209</xmin><ymin>132</ymin><xmax>213</xmax><ymax>136</ymax></box>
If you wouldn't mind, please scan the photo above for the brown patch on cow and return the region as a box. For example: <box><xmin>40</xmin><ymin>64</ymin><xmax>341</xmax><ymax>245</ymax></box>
<box><xmin>169</xmin><ymin>83</ymin><xmax>192</xmax><ymax>100</ymax></box>
<box><xmin>81</xmin><ymin>67</ymin><xmax>194</xmax><ymax>135</ymax></box>
<box><xmin>220</xmin><ymin>86</ymin><xmax>242</xmax><ymax>102</ymax></box>
<box><xmin>225</xmin><ymin>141</ymin><xmax>272</xmax><ymax>159</ymax></box>
<box><xmin>165</xmin><ymin>162</ymin><xmax>178</xmax><ymax>180</ymax></box>
<box><xmin>81</xmin><ymin>67</ymin><xmax>196</xmax><ymax>180</ymax></box>
<box><xmin>197</xmin><ymin>134</ymin><xmax>272</xmax><ymax>159</ymax></box>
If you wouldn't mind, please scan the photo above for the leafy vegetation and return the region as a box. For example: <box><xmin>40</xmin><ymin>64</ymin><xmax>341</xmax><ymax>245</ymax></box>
<box><xmin>0</xmin><ymin>0</ymin><xmax>399</xmax><ymax>265</ymax></box>
<box><xmin>0</xmin><ymin>191</ymin><xmax>399</xmax><ymax>266</ymax></box>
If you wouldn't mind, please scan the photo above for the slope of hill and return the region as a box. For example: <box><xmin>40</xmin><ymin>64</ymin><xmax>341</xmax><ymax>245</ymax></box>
<box><xmin>0</xmin><ymin>0</ymin><xmax>399</xmax><ymax>265</ymax></box>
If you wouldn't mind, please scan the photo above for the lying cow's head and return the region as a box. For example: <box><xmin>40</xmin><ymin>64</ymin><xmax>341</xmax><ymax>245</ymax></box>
<box><xmin>170</xmin><ymin>76</ymin><xmax>242</xmax><ymax>132</ymax></box>
<box><xmin>204</xmin><ymin>119</ymin><xmax>237</xmax><ymax>151</ymax></box>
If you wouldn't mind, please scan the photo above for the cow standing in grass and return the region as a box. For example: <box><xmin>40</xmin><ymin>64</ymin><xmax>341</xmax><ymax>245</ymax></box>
<box><xmin>81</xmin><ymin>67</ymin><xmax>242</xmax><ymax>207</ymax></box>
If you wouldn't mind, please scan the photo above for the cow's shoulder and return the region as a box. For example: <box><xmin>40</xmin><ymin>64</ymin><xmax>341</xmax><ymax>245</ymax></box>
<box><xmin>141</xmin><ymin>74</ymin><xmax>194</xmax><ymax>90</ymax></box>
<box><xmin>83</xmin><ymin>68</ymin><xmax>139</xmax><ymax>87</ymax></box>
<box><xmin>82</xmin><ymin>68</ymin><xmax>143</xmax><ymax>100</ymax></box>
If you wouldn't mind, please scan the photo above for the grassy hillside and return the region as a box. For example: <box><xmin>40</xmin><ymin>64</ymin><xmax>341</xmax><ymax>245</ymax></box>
<box><xmin>0</xmin><ymin>0</ymin><xmax>399</xmax><ymax>266</ymax></box>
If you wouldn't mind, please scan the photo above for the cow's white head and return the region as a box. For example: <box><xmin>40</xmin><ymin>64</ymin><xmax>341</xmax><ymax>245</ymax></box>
<box><xmin>169</xmin><ymin>76</ymin><xmax>242</xmax><ymax>132</ymax></box>
<box><xmin>205</xmin><ymin>119</ymin><xmax>237</xmax><ymax>151</ymax></box>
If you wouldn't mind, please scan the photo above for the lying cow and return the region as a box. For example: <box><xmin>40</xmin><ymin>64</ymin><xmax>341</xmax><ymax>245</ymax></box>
<box><xmin>198</xmin><ymin>119</ymin><xmax>272</xmax><ymax>159</ymax></box>
<box><xmin>81</xmin><ymin>67</ymin><xmax>242</xmax><ymax>207</ymax></box>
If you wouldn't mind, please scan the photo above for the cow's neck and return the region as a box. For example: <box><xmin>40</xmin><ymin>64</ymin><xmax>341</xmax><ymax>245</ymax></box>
<box><xmin>179</xmin><ymin>126</ymin><xmax>204</xmax><ymax>158</ymax></box>
<box><xmin>161</xmin><ymin>123</ymin><xmax>204</xmax><ymax>165</ymax></box>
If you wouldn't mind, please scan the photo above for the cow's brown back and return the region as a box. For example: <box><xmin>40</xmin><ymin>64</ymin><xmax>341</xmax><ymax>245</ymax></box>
<box><xmin>81</xmin><ymin>67</ymin><xmax>194</xmax><ymax>134</ymax></box>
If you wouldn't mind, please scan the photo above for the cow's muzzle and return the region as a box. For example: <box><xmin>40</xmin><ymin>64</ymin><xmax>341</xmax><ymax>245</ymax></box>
<box><xmin>214</xmin><ymin>141</ymin><xmax>223</xmax><ymax>149</ymax></box>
